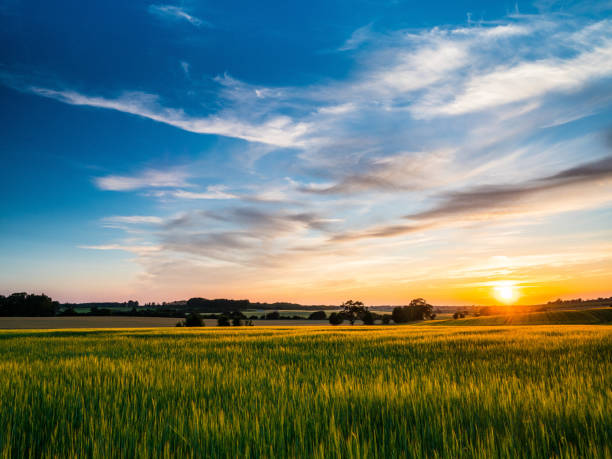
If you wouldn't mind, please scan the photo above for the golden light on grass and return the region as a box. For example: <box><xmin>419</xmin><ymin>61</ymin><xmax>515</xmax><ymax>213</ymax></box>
<box><xmin>493</xmin><ymin>281</ymin><xmax>520</xmax><ymax>304</ymax></box>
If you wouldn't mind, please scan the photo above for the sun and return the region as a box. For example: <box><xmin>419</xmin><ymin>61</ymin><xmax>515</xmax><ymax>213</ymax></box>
<box><xmin>493</xmin><ymin>281</ymin><xmax>519</xmax><ymax>304</ymax></box>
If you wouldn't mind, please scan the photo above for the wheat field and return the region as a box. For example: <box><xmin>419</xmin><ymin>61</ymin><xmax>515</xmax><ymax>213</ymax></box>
<box><xmin>0</xmin><ymin>325</ymin><xmax>610</xmax><ymax>458</ymax></box>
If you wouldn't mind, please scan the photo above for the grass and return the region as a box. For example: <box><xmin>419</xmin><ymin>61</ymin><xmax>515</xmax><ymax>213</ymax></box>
<box><xmin>433</xmin><ymin>307</ymin><xmax>612</xmax><ymax>326</ymax></box>
<box><xmin>0</xmin><ymin>325</ymin><xmax>610</xmax><ymax>458</ymax></box>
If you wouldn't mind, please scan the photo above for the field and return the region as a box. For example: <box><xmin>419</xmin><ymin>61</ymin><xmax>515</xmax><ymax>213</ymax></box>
<box><xmin>0</xmin><ymin>316</ymin><xmax>330</xmax><ymax>329</ymax></box>
<box><xmin>0</xmin><ymin>325</ymin><xmax>610</xmax><ymax>458</ymax></box>
<box><xmin>433</xmin><ymin>307</ymin><xmax>612</xmax><ymax>326</ymax></box>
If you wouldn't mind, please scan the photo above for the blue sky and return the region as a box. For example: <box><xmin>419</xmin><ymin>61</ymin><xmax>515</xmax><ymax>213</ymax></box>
<box><xmin>1</xmin><ymin>0</ymin><xmax>611</xmax><ymax>304</ymax></box>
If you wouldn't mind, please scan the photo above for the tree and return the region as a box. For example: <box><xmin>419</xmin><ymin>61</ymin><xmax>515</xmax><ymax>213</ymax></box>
<box><xmin>0</xmin><ymin>292</ymin><xmax>58</xmax><ymax>317</ymax></box>
<box><xmin>362</xmin><ymin>310</ymin><xmax>375</xmax><ymax>325</ymax></box>
<box><xmin>232</xmin><ymin>317</ymin><xmax>242</xmax><ymax>326</ymax></box>
<box><xmin>341</xmin><ymin>300</ymin><xmax>367</xmax><ymax>325</ymax></box>
<box><xmin>183</xmin><ymin>312</ymin><xmax>204</xmax><ymax>327</ymax></box>
<box><xmin>392</xmin><ymin>298</ymin><xmax>434</xmax><ymax>323</ymax></box>
<box><xmin>308</xmin><ymin>310</ymin><xmax>327</xmax><ymax>320</ymax></box>
<box><xmin>381</xmin><ymin>314</ymin><xmax>392</xmax><ymax>325</ymax></box>
<box><xmin>328</xmin><ymin>312</ymin><xmax>344</xmax><ymax>325</ymax></box>
<box><xmin>217</xmin><ymin>316</ymin><xmax>230</xmax><ymax>326</ymax></box>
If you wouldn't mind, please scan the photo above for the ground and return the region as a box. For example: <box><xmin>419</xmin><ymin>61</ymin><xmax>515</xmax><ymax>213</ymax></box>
<box><xmin>0</xmin><ymin>325</ymin><xmax>610</xmax><ymax>457</ymax></box>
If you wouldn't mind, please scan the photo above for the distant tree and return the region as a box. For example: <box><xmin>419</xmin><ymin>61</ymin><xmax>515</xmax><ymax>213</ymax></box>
<box><xmin>232</xmin><ymin>317</ymin><xmax>242</xmax><ymax>326</ymax></box>
<box><xmin>381</xmin><ymin>314</ymin><xmax>392</xmax><ymax>325</ymax></box>
<box><xmin>183</xmin><ymin>312</ymin><xmax>204</xmax><ymax>327</ymax></box>
<box><xmin>328</xmin><ymin>312</ymin><xmax>344</xmax><ymax>325</ymax></box>
<box><xmin>392</xmin><ymin>298</ymin><xmax>434</xmax><ymax>323</ymax></box>
<box><xmin>0</xmin><ymin>293</ymin><xmax>58</xmax><ymax>317</ymax></box>
<box><xmin>362</xmin><ymin>310</ymin><xmax>375</xmax><ymax>325</ymax></box>
<box><xmin>308</xmin><ymin>310</ymin><xmax>327</xmax><ymax>320</ymax></box>
<box><xmin>59</xmin><ymin>307</ymin><xmax>78</xmax><ymax>316</ymax></box>
<box><xmin>341</xmin><ymin>300</ymin><xmax>367</xmax><ymax>325</ymax></box>
<box><xmin>186</xmin><ymin>297</ymin><xmax>250</xmax><ymax>313</ymax></box>
<box><xmin>265</xmin><ymin>311</ymin><xmax>281</xmax><ymax>320</ymax></box>
<box><xmin>217</xmin><ymin>316</ymin><xmax>230</xmax><ymax>327</ymax></box>
<box><xmin>409</xmin><ymin>298</ymin><xmax>434</xmax><ymax>319</ymax></box>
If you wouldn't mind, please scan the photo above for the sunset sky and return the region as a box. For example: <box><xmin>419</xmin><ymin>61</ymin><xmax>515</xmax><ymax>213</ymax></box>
<box><xmin>1</xmin><ymin>0</ymin><xmax>611</xmax><ymax>305</ymax></box>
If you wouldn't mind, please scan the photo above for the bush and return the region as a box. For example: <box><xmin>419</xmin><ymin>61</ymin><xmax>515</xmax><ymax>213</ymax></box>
<box><xmin>362</xmin><ymin>310</ymin><xmax>375</xmax><ymax>325</ymax></box>
<box><xmin>183</xmin><ymin>312</ymin><xmax>204</xmax><ymax>327</ymax></box>
<box><xmin>381</xmin><ymin>314</ymin><xmax>392</xmax><ymax>325</ymax></box>
<box><xmin>217</xmin><ymin>316</ymin><xmax>230</xmax><ymax>327</ymax></box>
<box><xmin>328</xmin><ymin>312</ymin><xmax>344</xmax><ymax>325</ymax></box>
<box><xmin>308</xmin><ymin>310</ymin><xmax>327</xmax><ymax>320</ymax></box>
<box><xmin>232</xmin><ymin>317</ymin><xmax>242</xmax><ymax>326</ymax></box>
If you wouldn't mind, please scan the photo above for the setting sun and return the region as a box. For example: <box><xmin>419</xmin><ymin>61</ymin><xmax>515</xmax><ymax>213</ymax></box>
<box><xmin>493</xmin><ymin>282</ymin><xmax>520</xmax><ymax>304</ymax></box>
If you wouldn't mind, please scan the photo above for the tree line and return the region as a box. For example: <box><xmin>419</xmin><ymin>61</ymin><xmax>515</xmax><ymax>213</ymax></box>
<box><xmin>175</xmin><ymin>298</ymin><xmax>438</xmax><ymax>327</ymax></box>
<box><xmin>0</xmin><ymin>293</ymin><xmax>59</xmax><ymax>316</ymax></box>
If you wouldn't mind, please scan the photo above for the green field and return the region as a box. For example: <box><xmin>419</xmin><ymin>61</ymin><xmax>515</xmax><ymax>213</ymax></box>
<box><xmin>0</xmin><ymin>325</ymin><xmax>610</xmax><ymax>458</ymax></box>
<box><xmin>433</xmin><ymin>307</ymin><xmax>612</xmax><ymax>326</ymax></box>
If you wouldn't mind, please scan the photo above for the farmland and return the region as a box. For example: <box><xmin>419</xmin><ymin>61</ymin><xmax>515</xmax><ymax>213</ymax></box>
<box><xmin>0</xmin><ymin>325</ymin><xmax>610</xmax><ymax>458</ymax></box>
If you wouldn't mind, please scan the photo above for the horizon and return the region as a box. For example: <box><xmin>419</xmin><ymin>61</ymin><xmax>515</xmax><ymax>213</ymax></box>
<box><xmin>3</xmin><ymin>290</ymin><xmax>610</xmax><ymax>309</ymax></box>
<box><xmin>1</xmin><ymin>0</ymin><xmax>612</xmax><ymax>306</ymax></box>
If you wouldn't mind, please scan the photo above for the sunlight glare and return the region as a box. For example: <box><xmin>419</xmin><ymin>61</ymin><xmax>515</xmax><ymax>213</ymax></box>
<box><xmin>493</xmin><ymin>281</ymin><xmax>519</xmax><ymax>304</ymax></box>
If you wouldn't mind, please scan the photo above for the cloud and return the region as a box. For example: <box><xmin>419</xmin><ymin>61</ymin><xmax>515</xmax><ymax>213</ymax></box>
<box><xmin>156</xmin><ymin>207</ymin><xmax>337</xmax><ymax>266</ymax></box>
<box><xmin>95</xmin><ymin>168</ymin><xmax>190</xmax><ymax>191</ymax></box>
<box><xmin>148</xmin><ymin>4</ymin><xmax>209</xmax><ymax>27</ymax></box>
<box><xmin>327</xmin><ymin>154</ymin><xmax>612</xmax><ymax>243</ymax></box>
<box><xmin>102</xmin><ymin>216</ymin><xmax>164</xmax><ymax>224</ymax></box>
<box><xmin>299</xmin><ymin>150</ymin><xmax>453</xmax><ymax>194</ymax></box>
<box><xmin>26</xmin><ymin>88</ymin><xmax>309</xmax><ymax>147</ymax></box>
<box><xmin>330</xmin><ymin>223</ymin><xmax>432</xmax><ymax>242</ymax></box>
<box><xmin>406</xmin><ymin>155</ymin><xmax>612</xmax><ymax>221</ymax></box>
<box><xmin>172</xmin><ymin>186</ymin><xmax>238</xmax><ymax>200</ymax></box>
<box><xmin>180</xmin><ymin>61</ymin><xmax>190</xmax><ymax>76</ymax></box>
<box><xmin>79</xmin><ymin>244</ymin><xmax>161</xmax><ymax>254</ymax></box>
<box><xmin>338</xmin><ymin>24</ymin><xmax>374</xmax><ymax>51</ymax></box>
<box><xmin>430</xmin><ymin>42</ymin><xmax>612</xmax><ymax>116</ymax></box>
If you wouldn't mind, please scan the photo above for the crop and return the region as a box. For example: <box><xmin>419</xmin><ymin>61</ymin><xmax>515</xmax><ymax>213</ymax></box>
<box><xmin>0</xmin><ymin>325</ymin><xmax>610</xmax><ymax>458</ymax></box>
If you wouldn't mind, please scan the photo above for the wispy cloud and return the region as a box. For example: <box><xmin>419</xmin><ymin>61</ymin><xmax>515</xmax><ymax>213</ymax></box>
<box><xmin>328</xmin><ymin>154</ymin><xmax>612</xmax><ymax>242</ymax></box>
<box><xmin>338</xmin><ymin>24</ymin><xmax>374</xmax><ymax>51</ymax></box>
<box><xmin>428</xmin><ymin>41</ymin><xmax>612</xmax><ymax>116</ymax></box>
<box><xmin>24</xmin><ymin>88</ymin><xmax>309</xmax><ymax>147</ymax></box>
<box><xmin>172</xmin><ymin>186</ymin><xmax>237</xmax><ymax>200</ymax></box>
<box><xmin>102</xmin><ymin>216</ymin><xmax>164</xmax><ymax>224</ymax></box>
<box><xmin>148</xmin><ymin>4</ymin><xmax>210</xmax><ymax>27</ymax></box>
<box><xmin>299</xmin><ymin>150</ymin><xmax>454</xmax><ymax>194</ymax></box>
<box><xmin>95</xmin><ymin>169</ymin><xmax>190</xmax><ymax>191</ymax></box>
<box><xmin>406</xmin><ymin>155</ymin><xmax>612</xmax><ymax>221</ymax></box>
<box><xmin>79</xmin><ymin>244</ymin><xmax>161</xmax><ymax>254</ymax></box>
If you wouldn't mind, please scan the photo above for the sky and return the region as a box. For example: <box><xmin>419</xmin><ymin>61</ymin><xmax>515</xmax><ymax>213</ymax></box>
<box><xmin>1</xmin><ymin>0</ymin><xmax>611</xmax><ymax>305</ymax></box>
